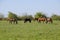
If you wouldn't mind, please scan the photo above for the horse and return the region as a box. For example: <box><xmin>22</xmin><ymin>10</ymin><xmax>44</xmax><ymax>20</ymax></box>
<box><xmin>37</xmin><ymin>17</ymin><xmax>53</xmax><ymax>24</ymax></box>
<box><xmin>46</xmin><ymin>18</ymin><xmax>53</xmax><ymax>24</ymax></box>
<box><xmin>8</xmin><ymin>18</ymin><xmax>18</xmax><ymax>24</ymax></box>
<box><xmin>38</xmin><ymin>17</ymin><xmax>46</xmax><ymax>23</ymax></box>
<box><xmin>24</xmin><ymin>18</ymin><xmax>31</xmax><ymax>23</ymax></box>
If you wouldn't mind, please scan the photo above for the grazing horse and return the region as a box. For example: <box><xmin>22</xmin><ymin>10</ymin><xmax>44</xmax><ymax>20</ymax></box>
<box><xmin>38</xmin><ymin>17</ymin><xmax>46</xmax><ymax>23</ymax></box>
<box><xmin>37</xmin><ymin>17</ymin><xmax>53</xmax><ymax>24</ymax></box>
<box><xmin>24</xmin><ymin>18</ymin><xmax>31</xmax><ymax>23</ymax></box>
<box><xmin>8</xmin><ymin>18</ymin><xmax>18</xmax><ymax>24</ymax></box>
<box><xmin>46</xmin><ymin>18</ymin><xmax>53</xmax><ymax>24</ymax></box>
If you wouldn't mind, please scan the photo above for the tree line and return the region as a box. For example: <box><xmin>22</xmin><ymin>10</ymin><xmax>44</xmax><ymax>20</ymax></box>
<box><xmin>0</xmin><ymin>11</ymin><xmax>60</xmax><ymax>21</ymax></box>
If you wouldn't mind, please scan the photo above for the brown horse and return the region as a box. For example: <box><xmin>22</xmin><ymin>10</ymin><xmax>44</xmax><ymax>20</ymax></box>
<box><xmin>8</xmin><ymin>18</ymin><xmax>18</xmax><ymax>24</ymax></box>
<box><xmin>38</xmin><ymin>17</ymin><xmax>46</xmax><ymax>23</ymax></box>
<box><xmin>37</xmin><ymin>17</ymin><xmax>53</xmax><ymax>23</ymax></box>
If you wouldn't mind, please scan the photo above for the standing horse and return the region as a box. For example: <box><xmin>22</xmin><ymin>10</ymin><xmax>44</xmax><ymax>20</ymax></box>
<box><xmin>46</xmin><ymin>18</ymin><xmax>53</xmax><ymax>24</ymax></box>
<box><xmin>8</xmin><ymin>18</ymin><xmax>18</xmax><ymax>24</ymax></box>
<box><xmin>24</xmin><ymin>18</ymin><xmax>31</xmax><ymax>23</ymax></box>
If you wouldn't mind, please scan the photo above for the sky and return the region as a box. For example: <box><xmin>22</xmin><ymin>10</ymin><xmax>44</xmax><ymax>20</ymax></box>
<box><xmin>0</xmin><ymin>0</ymin><xmax>60</xmax><ymax>17</ymax></box>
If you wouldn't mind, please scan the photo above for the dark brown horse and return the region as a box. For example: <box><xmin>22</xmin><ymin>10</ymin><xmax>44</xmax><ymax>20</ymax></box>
<box><xmin>24</xmin><ymin>18</ymin><xmax>31</xmax><ymax>23</ymax></box>
<box><xmin>8</xmin><ymin>18</ymin><xmax>18</xmax><ymax>24</ymax></box>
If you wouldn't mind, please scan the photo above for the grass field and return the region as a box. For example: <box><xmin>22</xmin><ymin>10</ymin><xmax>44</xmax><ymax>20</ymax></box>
<box><xmin>0</xmin><ymin>21</ymin><xmax>60</xmax><ymax>40</ymax></box>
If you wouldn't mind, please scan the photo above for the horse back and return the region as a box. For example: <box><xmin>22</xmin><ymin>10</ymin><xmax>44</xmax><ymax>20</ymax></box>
<box><xmin>38</xmin><ymin>18</ymin><xmax>46</xmax><ymax>21</ymax></box>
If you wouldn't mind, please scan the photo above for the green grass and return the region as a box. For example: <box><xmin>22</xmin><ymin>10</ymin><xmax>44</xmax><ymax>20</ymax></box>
<box><xmin>0</xmin><ymin>21</ymin><xmax>60</xmax><ymax>40</ymax></box>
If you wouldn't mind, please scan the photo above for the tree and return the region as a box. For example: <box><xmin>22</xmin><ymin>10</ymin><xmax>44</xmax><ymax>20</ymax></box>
<box><xmin>0</xmin><ymin>13</ymin><xmax>4</xmax><ymax>18</ymax></box>
<box><xmin>20</xmin><ymin>15</ymin><xmax>33</xmax><ymax>20</ymax></box>
<box><xmin>0</xmin><ymin>13</ymin><xmax>4</xmax><ymax>20</ymax></box>
<box><xmin>51</xmin><ymin>14</ymin><xmax>60</xmax><ymax>20</ymax></box>
<box><xmin>8</xmin><ymin>11</ymin><xmax>18</xmax><ymax>19</ymax></box>
<box><xmin>27</xmin><ymin>15</ymin><xmax>33</xmax><ymax>19</ymax></box>
<box><xmin>35</xmin><ymin>12</ymin><xmax>47</xmax><ymax>18</ymax></box>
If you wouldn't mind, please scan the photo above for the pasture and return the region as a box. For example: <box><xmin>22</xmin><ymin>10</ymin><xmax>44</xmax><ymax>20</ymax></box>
<box><xmin>0</xmin><ymin>21</ymin><xmax>60</xmax><ymax>40</ymax></box>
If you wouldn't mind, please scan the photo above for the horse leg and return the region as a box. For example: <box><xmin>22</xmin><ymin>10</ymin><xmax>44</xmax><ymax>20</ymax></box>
<box><xmin>9</xmin><ymin>21</ymin><xmax>12</xmax><ymax>24</ymax></box>
<box><xmin>24</xmin><ymin>20</ymin><xmax>26</xmax><ymax>23</ymax></box>
<box><xmin>15</xmin><ymin>20</ymin><xmax>18</xmax><ymax>24</ymax></box>
<box><xmin>46</xmin><ymin>21</ymin><xmax>48</xmax><ymax>24</ymax></box>
<box><xmin>29</xmin><ymin>20</ymin><xmax>31</xmax><ymax>23</ymax></box>
<box><xmin>43</xmin><ymin>20</ymin><xmax>45</xmax><ymax>23</ymax></box>
<box><xmin>50</xmin><ymin>20</ymin><xmax>53</xmax><ymax>23</ymax></box>
<box><xmin>38</xmin><ymin>20</ymin><xmax>41</xmax><ymax>23</ymax></box>
<box><xmin>12</xmin><ymin>20</ymin><xmax>15</xmax><ymax>24</ymax></box>
<box><xmin>11</xmin><ymin>21</ymin><xmax>12</xmax><ymax>24</ymax></box>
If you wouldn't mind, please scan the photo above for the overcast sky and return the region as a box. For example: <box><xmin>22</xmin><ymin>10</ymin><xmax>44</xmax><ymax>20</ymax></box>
<box><xmin>0</xmin><ymin>0</ymin><xmax>60</xmax><ymax>17</ymax></box>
